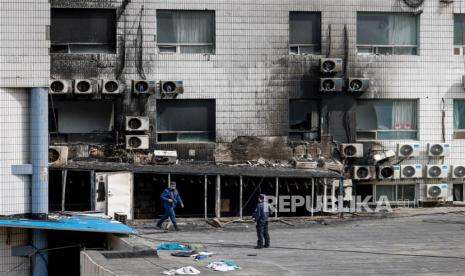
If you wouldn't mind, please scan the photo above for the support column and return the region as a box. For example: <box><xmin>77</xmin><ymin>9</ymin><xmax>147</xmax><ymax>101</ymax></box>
<box><xmin>275</xmin><ymin>177</ymin><xmax>278</xmax><ymax>219</ymax></box>
<box><xmin>311</xmin><ymin>178</ymin><xmax>314</xmax><ymax>217</ymax></box>
<box><xmin>204</xmin><ymin>175</ymin><xmax>207</xmax><ymax>220</ymax></box>
<box><xmin>239</xmin><ymin>176</ymin><xmax>243</xmax><ymax>219</ymax></box>
<box><xmin>31</xmin><ymin>87</ymin><xmax>48</xmax><ymax>276</ymax></box>
<box><xmin>215</xmin><ymin>175</ymin><xmax>221</xmax><ymax>218</ymax></box>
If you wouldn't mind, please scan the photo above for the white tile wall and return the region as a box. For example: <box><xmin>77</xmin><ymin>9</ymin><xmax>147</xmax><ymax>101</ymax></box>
<box><xmin>0</xmin><ymin>0</ymin><xmax>50</xmax><ymax>88</ymax></box>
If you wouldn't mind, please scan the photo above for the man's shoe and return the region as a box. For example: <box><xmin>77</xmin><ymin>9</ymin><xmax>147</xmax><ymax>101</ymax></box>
<box><xmin>173</xmin><ymin>225</ymin><xmax>180</xmax><ymax>231</ymax></box>
<box><xmin>264</xmin><ymin>245</ymin><xmax>270</xmax><ymax>248</ymax></box>
<box><xmin>156</xmin><ymin>223</ymin><xmax>163</xmax><ymax>229</ymax></box>
<box><xmin>255</xmin><ymin>246</ymin><xmax>263</xmax><ymax>249</ymax></box>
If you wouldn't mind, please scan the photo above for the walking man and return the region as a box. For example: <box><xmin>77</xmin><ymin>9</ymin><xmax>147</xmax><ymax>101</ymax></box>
<box><xmin>156</xmin><ymin>181</ymin><xmax>184</xmax><ymax>231</ymax></box>
<box><xmin>253</xmin><ymin>194</ymin><xmax>270</xmax><ymax>249</ymax></box>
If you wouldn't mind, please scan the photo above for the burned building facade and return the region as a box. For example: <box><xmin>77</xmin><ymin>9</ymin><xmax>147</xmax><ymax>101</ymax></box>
<box><xmin>46</xmin><ymin>0</ymin><xmax>465</xmax><ymax>221</ymax></box>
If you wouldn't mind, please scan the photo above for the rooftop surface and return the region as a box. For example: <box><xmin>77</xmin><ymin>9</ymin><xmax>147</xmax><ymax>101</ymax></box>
<box><xmin>86</xmin><ymin>207</ymin><xmax>465</xmax><ymax>275</ymax></box>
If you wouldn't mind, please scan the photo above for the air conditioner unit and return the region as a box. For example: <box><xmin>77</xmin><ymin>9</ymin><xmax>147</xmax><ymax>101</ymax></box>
<box><xmin>48</xmin><ymin>146</ymin><xmax>68</xmax><ymax>165</ymax></box>
<box><xmin>347</xmin><ymin>78</ymin><xmax>370</xmax><ymax>92</ymax></box>
<box><xmin>452</xmin><ymin>165</ymin><xmax>465</xmax><ymax>178</ymax></box>
<box><xmin>378</xmin><ymin>165</ymin><xmax>400</xmax><ymax>180</ymax></box>
<box><xmin>400</xmin><ymin>164</ymin><xmax>423</xmax><ymax>179</ymax></box>
<box><xmin>353</xmin><ymin>166</ymin><xmax>374</xmax><ymax>180</ymax></box>
<box><xmin>320</xmin><ymin>78</ymin><xmax>344</xmax><ymax>92</ymax></box>
<box><xmin>102</xmin><ymin>80</ymin><xmax>121</xmax><ymax>94</ymax></box>
<box><xmin>125</xmin><ymin>116</ymin><xmax>149</xmax><ymax>132</ymax></box>
<box><xmin>427</xmin><ymin>164</ymin><xmax>450</xmax><ymax>178</ymax></box>
<box><xmin>49</xmin><ymin>79</ymin><xmax>72</xmax><ymax>94</ymax></box>
<box><xmin>340</xmin><ymin>143</ymin><xmax>364</xmax><ymax>158</ymax></box>
<box><xmin>154</xmin><ymin>150</ymin><xmax>178</xmax><ymax>165</ymax></box>
<box><xmin>397</xmin><ymin>143</ymin><xmax>421</xmax><ymax>158</ymax></box>
<box><xmin>160</xmin><ymin>81</ymin><xmax>184</xmax><ymax>95</ymax></box>
<box><xmin>426</xmin><ymin>184</ymin><xmax>448</xmax><ymax>199</ymax></box>
<box><xmin>427</xmin><ymin>143</ymin><xmax>450</xmax><ymax>157</ymax></box>
<box><xmin>320</xmin><ymin>58</ymin><xmax>343</xmax><ymax>74</ymax></box>
<box><xmin>125</xmin><ymin>135</ymin><xmax>149</xmax><ymax>150</ymax></box>
<box><xmin>74</xmin><ymin>79</ymin><xmax>98</xmax><ymax>94</ymax></box>
<box><xmin>132</xmin><ymin>80</ymin><xmax>151</xmax><ymax>94</ymax></box>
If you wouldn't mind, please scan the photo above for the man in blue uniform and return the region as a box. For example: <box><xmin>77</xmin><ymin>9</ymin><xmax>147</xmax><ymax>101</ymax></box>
<box><xmin>253</xmin><ymin>194</ymin><xmax>270</xmax><ymax>249</ymax></box>
<box><xmin>156</xmin><ymin>181</ymin><xmax>184</xmax><ymax>231</ymax></box>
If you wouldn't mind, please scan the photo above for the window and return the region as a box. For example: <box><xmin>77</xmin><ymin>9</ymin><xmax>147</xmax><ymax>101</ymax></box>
<box><xmin>289</xmin><ymin>12</ymin><xmax>321</xmax><ymax>55</ymax></box>
<box><xmin>454</xmin><ymin>15</ymin><xmax>465</xmax><ymax>55</ymax></box>
<box><xmin>376</xmin><ymin>184</ymin><xmax>415</xmax><ymax>202</ymax></box>
<box><xmin>156</xmin><ymin>100</ymin><xmax>215</xmax><ymax>142</ymax></box>
<box><xmin>356</xmin><ymin>100</ymin><xmax>417</xmax><ymax>140</ymax></box>
<box><xmin>453</xmin><ymin>100</ymin><xmax>465</xmax><ymax>138</ymax></box>
<box><xmin>289</xmin><ymin>99</ymin><xmax>320</xmax><ymax>141</ymax></box>
<box><xmin>357</xmin><ymin>13</ymin><xmax>418</xmax><ymax>55</ymax></box>
<box><xmin>375</xmin><ymin>185</ymin><xmax>396</xmax><ymax>202</ymax></box>
<box><xmin>51</xmin><ymin>8</ymin><xmax>116</xmax><ymax>54</ymax></box>
<box><xmin>157</xmin><ymin>10</ymin><xmax>215</xmax><ymax>54</ymax></box>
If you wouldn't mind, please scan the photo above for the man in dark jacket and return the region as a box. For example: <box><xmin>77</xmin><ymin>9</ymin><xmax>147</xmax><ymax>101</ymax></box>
<box><xmin>156</xmin><ymin>181</ymin><xmax>184</xmax><ymax>231</ymax></box>
<box><xmin>253</xmin><ymin>194</ymin><xmax>270</xmax><ymax>249</ymax></box>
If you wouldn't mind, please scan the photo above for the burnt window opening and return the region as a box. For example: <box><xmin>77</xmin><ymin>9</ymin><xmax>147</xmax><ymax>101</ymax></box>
<box><xmin>156</xmin><ymin>99</ymin><xmax>216</xmax><ymax>143</ymax></box>
<box><xmin>289</xmin><ymin>12</ymin><xmax>321</xmax><ymax>55</ymax></box>
<box><xmin>356</xmin><ymin>99</ymin><xmax>417</xmax><ymax>140</ymax></box>
<box><xmin>51</xmin><ymin>8</ymin><xmax>117</xmax><ymax>54</ymax></box>
<box><xmin>357</xmin><ymin>12</ymin><xmax>418</xmax><ymax>55</ymax></box>
<box><xmin>289</xmin><ymin>99</ymin><xmax>320</xmax><ymax>141</ymax></box>
<box><xmin>49</xmin><ymin>108</ymin><xmax>58</xmax><ymax>133</ymax></box>
<box><xmin>157</xmin><ymin>10</ymin><xmax>216</xmax><ymax>54</ymax></box>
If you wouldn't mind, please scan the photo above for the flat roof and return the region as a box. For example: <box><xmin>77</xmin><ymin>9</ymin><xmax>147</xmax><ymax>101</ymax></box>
<box><xmin>0</xmin><ymin>214</ymin><xmax>136</xmax><ymax>234</ymax></box>
<box><xmin>51</xmin><ymin>161</ymin><xmax>340</xmax><ymax>178</ymax></box>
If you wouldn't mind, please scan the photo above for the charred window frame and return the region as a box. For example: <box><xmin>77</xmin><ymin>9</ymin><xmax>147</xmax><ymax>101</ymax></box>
<box><xmin>357</xmin><ymin>12</ymin><xmax>419</xmax><ymax>55</ymax></box>
<box><xmin>455</xmin><ymin>15</ymin><xmax>465</xmax><ymax>55</ymax></box>
<box><xmin>356</xmin><ymin>99</ymin><xmax>418</xmax><ymax>140</ymax></box>
<box><xmin>375</xmin><ymin>184</ymin><xmax>415</xmax><ymax>203</ymax></box>
<box><xmin>289</xmin><ymin>99</ymin><xmax>320</xmax><ymax>141</ymax></box>
<box><xmin>50</xmin><ymin>8</ymin><xmax>117</xmax><ymax>54</ymax></box>
<box><xmin>289</xmin><ymin>12</ymin><xmax>321</xmax><ymax>55</ymax></box>
<box><xmin>156</xmin><ymin>10</ymin><xmax>216</xmax><ymax>54</ymax></box>
<box><xmin>156</xmin><ymin>99</ymin><xmax>216</xmax><ymax>143</ymax></box>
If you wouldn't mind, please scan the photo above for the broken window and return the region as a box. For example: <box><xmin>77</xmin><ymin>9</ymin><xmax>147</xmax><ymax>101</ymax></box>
<box><xmin>454</xmin><ymin>15</ymin><xmax>465</xmax><ymax>55</ymax></box>
<box><xmin>49</xmin><ymin>101</ymin><xmax>114</xmax><ymax>133</ymax></box>
<box><xmin>156</xmin><ymin>99</ymin><xmax>215</xmax><ymax>142</ymax></box>
<box><xmin>157</xmin><ymin>10</ymin><xmax>215</xmax><ymax>54</ymax></box>
<box><xmin>289</xmin><ymin>12</ymin><xmax>321</xmax><ymax>55</ymax></box>
<box><xmin>289</xmin><ymin>99</ymin><xmax>320</xmax><ymax>141</ymax></box>
<box><xmin>51</xmin><ymin>8</ymin><xmax>116</xmax><ymax>54</ymax></box>
<box><xmin>357</xmin><ymin>13</ymin><xmax>418</xmax><ymax>55</ymax></box>
<box><xmin>454</xmin><ymin>100</ymin><xmax>465</xmax><ymax>138</ymax></box>
<box><xmin>356</xmin><ymin>99</ymin><xmax>417</xmax><ymax>140</ymax></box>
<box><xmin>397</xmin><ymin>185</ymin><xmax>415</xmax><ymax>202</ymax></box>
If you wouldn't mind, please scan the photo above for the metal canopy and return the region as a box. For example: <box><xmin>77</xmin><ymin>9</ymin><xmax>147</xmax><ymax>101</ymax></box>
<box><xmin>0</xmin><ymin>215</ymin><xmax>137</xmax><ymax>235</ymax></box>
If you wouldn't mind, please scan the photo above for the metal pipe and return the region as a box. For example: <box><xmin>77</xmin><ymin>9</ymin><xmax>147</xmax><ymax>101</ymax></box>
<box><xmin>31</xmin><ymin>87</ymin><xmax>48</xmax><ymax>276</ymax></box>
<box><xmin>339</xmin><ymin>177</ymin><xmax>344</xmax><ymax>218</ymax></box>
<box><xmin>275</xmin><ymin>177</ymin><xmax>278</xmax><ymax>219</ymax></box>
<box><xmin>311</xmin><ymin>178</ymin><xmax>314</xmax><ymax>217</ymax></box>
<box><xmin>61</xmin><ymin>170</ymin><xmax>67</xmax><ymax>212</ymax></box>
<box><xmin>204</xmin><ymin>175</ymin><xmax>207</xmax><ymax>220</ymax></box>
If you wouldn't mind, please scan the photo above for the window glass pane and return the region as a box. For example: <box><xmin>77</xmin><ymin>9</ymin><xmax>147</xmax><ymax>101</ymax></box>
<box><xmin>397</xmin><ymin>185</ymin><xmax>415</xmax><ymax>201</ymax></box>
<box><xmin>51</xmin><ymin>8</ymin><xmax>116</xmax><ymax>53</ymax></box>
<box><xmin>377</xmin><ymin>131</ymin><xmax>417</xmax><ymax>140</ymax></box>
<box><xmin>289</xmin><ymin>100</ymin><xmax>319</xmax><ymax>131</ymax></box>
<box><xmin>357</xmin><ymin>13</ymin><xmax>417</xmax><ymax>46</ymax></box>
<box><xmin>454</xmin><ymin>100</ymin><xmax>465</xmax><ymax>129</ymax></box>
<box><xmin>157</xmin><ymin>100</ymin><xmax>215</xmax><ymax>132</ymax></box>
<box><xmin>157</xmin><ymin>10</ymin><xmax>215</xmax><ymax>44</ymax></box>
<box><xmin>356</xmin><ymin>100</ymin><xmax>416</xmax><ymax>131</ymax></box>
<box><xmin>180</xmin><ymin>45</ymin><xmax>214</xmax><ymax>54</ymax></box>
<box><xmin>455</xmin><ymin>14</ymin><xmax>465</xmax><ymax>45</ymax></box>
<box><xmin>376</xmin><ymin>185</ymin><xmax>396</xmax><ymax>202</ymax></box>
<box><xmin>289</xmin><ymin>12</ymin><xmax>321</xmax><ymax>46</ymax></box>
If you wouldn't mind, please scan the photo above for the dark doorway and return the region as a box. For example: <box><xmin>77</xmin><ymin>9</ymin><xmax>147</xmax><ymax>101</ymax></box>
<box><xmin>65</xmin><ymin>171</ymin><xmax>92</xmax><ymax>211</ymax></box>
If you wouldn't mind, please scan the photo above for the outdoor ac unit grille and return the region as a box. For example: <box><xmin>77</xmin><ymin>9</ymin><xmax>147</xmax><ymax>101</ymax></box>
<box><xmin>428</xmin><ymin>166</ymin><xmax>442</xmax><ymax>177</ymax></box>
<box><xmin>128</xmin><ymin>118</ymin><xmax>142</xmax><ymax>130</ymax></box>
<box><xmin>380</xmin><ymin>167</ymin><xmax>394</xmax><ymax>178</ymax></box>
<box><xmin>103</xmin><ymin>80</ymin><xmax>120</xmax><ymax>94</ymax></box>
<box><xmin>320</xmin><ymin>58</ymin><xmax>343</xmax><ymax>74</ymax></box>
<box><xmin>454</xmin><ymin>166</ymin><xmax>465</xmax><ymax>178</ymax></box>
<box><xmin>50</xmin><ymin>80</ymin><xmax>72</xmax><ymax>94</ymax></box>
<box><xmin>344</xmin><ymin>145</ymin><xmax>357</xmax><ymax>157</ymax></box>
<box><xmin>48</xmin><ymin>148</ymin><xmax>60</xmax><ymax>163</ymax></box>
<box><xmin>428</xmin><ymin>185</ymin><xmax>442</xmax><ymax>197</ymax></box>
<box><xmin>128</xmin><ymin>137</ymin><xmax>142</xmax><ymax>148</ymax></box>
<box><xmin>50</xmin><ymin>81</ymin><xmax>64</xmax><ymax>93</ymax></box>
<box><xmin>400</xmin><ymin>145</ymin><xmax>413</xmax><ymax>156</ymax></box>
<box><xmin>133</xmin><ymin>80</ymin><xmax>150</xmax><ymax>94</ymax></box>
<box><xmin>322</xmin><ymin>60</ymin><xmax>336</xmax><ymax>73</ymax></box>
<box><xmin>430</xmin><ymin>144</ymin><xmax>444</xmax><ymax>156</ymax></box>
<box><xmin>347</xmin><ymin>78</ymin><xmax>369</xmax><ymax>92</ymax></box>
<box><xmin>403</xmin><ymin>166</ymin><xmax>415</xmax><ymax>177</ymax></box>
<box><xmin>357</xmin><ymin>167</ymin><xmax>369</xmax><ymax>178</ymax></box>
<box><xmin>75</xmin><ymin>80</ymin><xmax>91</xmax><ymax>93</ymax></box>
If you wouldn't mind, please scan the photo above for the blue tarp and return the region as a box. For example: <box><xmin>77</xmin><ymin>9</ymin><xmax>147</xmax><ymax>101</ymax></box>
<box><xmin>0</xmin><ymin>215</ymin><xmax>137</xmax><ymax>234</ymax></box>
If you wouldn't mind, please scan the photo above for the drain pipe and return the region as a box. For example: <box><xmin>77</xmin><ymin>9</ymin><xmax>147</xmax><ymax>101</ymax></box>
<box><xmin>31</xmin><ymin>87</ymin><xmax>49</xmax><ymax>275</ymax></box>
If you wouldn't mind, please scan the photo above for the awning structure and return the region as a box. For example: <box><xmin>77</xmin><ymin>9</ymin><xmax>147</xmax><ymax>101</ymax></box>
<box><xmin>0</xmin><ymin>215</ymin><xmax>137</xmax><ymax>234</ymax></box>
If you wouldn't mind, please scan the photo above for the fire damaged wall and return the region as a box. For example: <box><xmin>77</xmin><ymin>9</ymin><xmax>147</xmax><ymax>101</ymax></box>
<box><xmin>49</xmin><ymin>0</ymin><xmax>365</xmax><ymax>164</ymax></box>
